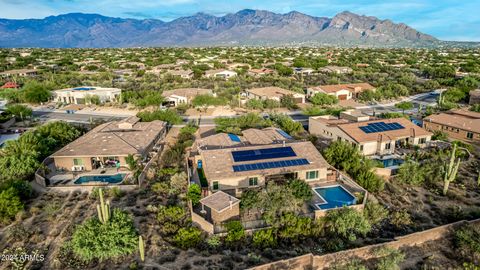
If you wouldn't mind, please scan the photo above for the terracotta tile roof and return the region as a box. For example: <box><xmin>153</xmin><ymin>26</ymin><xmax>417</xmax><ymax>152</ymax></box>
<box><xmin>246</xmin><ymin>87</ymin><xmax>305</xmax><ymax>98</ymax></box>
<box><xmin>200</xmin><ymin>141</ymin><xmax>329</xmax><ymax>181</ymax></box>
<box><xmin>200</xmin><ymin>191</ymin><xmax>240</xmax><ymax>212</ymax></box>
<box><xmin>196</xmin><ymin>128</ymin><xmax>293</xmax><ymax>149</ymax></box>
<box><xmin>162</xmin><ymin>88</ymin><xmax>212</xmax><ymax>99</ymax></box>
<box><xmin>1</xmin><ymin>82</ymin><xmax>19</xmax><ymax>89</ymax></box>
<box><xmin>337</xmin><ymin>117</ymin><xmax>432</xmax><ymax>143</ymax></box>
<box><xmin>424</xmin><ymin>111</ymin><xmax>480</xmax><ymax>133</ymax></box>
<box><xmin>51</xmin><ymin>117</ymin><xmax>166</xmax><ymax>157</ymax></box>
<box><xmin>310</xmin><ymin>83</ymin><xmax>375</xmax><ymax>94</ymax></box>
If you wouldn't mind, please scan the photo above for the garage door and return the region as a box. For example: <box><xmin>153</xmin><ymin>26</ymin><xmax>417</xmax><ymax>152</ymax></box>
<box><xmin>338</xmin><ymin>94</ymin><xmax>348</xmax><ymax>100</ymax></box>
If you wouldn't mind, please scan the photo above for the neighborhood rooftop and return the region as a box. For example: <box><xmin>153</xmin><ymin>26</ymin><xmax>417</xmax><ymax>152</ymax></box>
<box><xmin>196</xmin><ymin>127</ymin><xmax>294</xmax><ymax>149</ymax></box>
<box><xmin>51</xmin><ymin>116</ymin><xmax>166</xmax><ymax>157</ymax></box>
<box><xmin>199</xmin><ymin>141</ymin><xmax>329</xmax><ymax>181</ymax></box>
<box><xmin>336</xmin><ymin>117</ymin><xmax>432</xmax><ymax>143</ymax></box>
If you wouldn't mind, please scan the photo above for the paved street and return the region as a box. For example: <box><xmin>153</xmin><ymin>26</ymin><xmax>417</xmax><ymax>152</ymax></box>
<box><xmin>23</xmin><ymin>90</ymin><xmax>440</xmax><ymax>128</ymax></box>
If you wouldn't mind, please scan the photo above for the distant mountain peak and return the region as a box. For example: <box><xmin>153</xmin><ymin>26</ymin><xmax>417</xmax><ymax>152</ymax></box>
<box><xmin>0</xmin><ymin>9</ymin><xmax>440</xmax><ymax>48</ymax></box>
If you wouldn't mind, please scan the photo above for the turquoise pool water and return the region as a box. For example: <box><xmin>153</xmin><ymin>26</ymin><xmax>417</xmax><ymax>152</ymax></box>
<box><xmin>74</xmin><ymin>173</ymin><xmax>126</xmax><ymax>184</ymax></box>
<box><xmin>380</xmin><ymin>158</ymin><xmax>404</xmax><ymax>168</ymax></box>
<box><xmin>314</xmin><ymin>185</ymin><xmax>356</xmax><ymax>210</ymax></box>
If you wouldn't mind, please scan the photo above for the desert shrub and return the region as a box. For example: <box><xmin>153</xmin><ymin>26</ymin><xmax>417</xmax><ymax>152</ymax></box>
<box><xmin>106</xmin><ymin>187</ymin><xmax>124</xmax><ymax>198</ymax></box>
<box><xmin>455</xmin><ymin>223</ymin><xmax>480</xmax><ymax>261</ymax></box>
<box><xmin>174</xmin><ymin>227</ymin><xmax>203</xmax><ymax>249</ymax></box>
<box><xmin>0</xmin><ymin>187</ymin><xmax>24</xmax><ymax>224</ymax></box>
<box><xmin>331</xmin><ymin>259</ymin><xmax>367</xmax><ymax>270</ymax></box>
<box><xmin>206</xmin><ymin>235</ymin><xmax>221</xmax><ymax>249</ymax></box>
<box><xmin>288</xmin><ymin>179</ymin><xmax>312</xmax><ymax>201</ymax></box>
<box><xmin>157</xmin><ymin>205</ymin><xmax>188</xmax><ymax>235</ymax></box>
<box><xmin>389</xmin><ymin>210</ymin><xmax>412</xmax><ymax>229</ymax></box>
<box><xmin>136</xmin><ymin>109</ymin><xmax>182</xmax><ymax>125</ymax></box>
<box><xmin>71</xmin><ymin>209</ymin><xmax>138</xmax><ymax>262</ymax></box>
<box><xmin>324</xmin><ymin>207</ymin><xmax>371</xmax><ymax>242</ymax></box>
<box><xmin>170</xmin><ymin>172</ymin><xmax>188</xmax><ymax>194</ymax></box>
<box><xmin>224</xmin><ymin>220</ymin><xmax>245</xmax><ymax>245</ymax></box>
<box><xmin>363</xmin><ymin>202</ymin><xmax>389</xmax><ymax>226</ymax></box>
<box><xmin>7</xmin><ymin>224</ymin><xmax>31</xmax><ymax>242</ymax></box>
<box><xmin>152</xmin><ymin>182</ymin><xmax>170</xmax><ymax>195</ymax></box>
<box><xmin>277</xmin><ymin>213</ymin><xmax>315</xmax><ymax>241</ymax></box>
<box><xmin>397</xmin><ymin>159</ymin><xmax>425</xmax><ymax>185</ymax></box>
<box><xmin>187</xmin><ymin>184</ymin><xmax>201</xmax><ymax>205</ymax></box>
<box><xmin>375</xmin><ymin>247</ymin><xmax>405</xmax><ymax>270</ymax></box>
<box><xmin>252</xmin><ymin>228</ymin><xmax>277</xmax><ymax>248</ymax></box>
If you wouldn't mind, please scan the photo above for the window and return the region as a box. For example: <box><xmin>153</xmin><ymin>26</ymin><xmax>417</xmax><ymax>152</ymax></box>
<box><xmin>306</xmin><ymin>171</ymin><xmax>319</xmax><ymax>180</ymax></box>
<box><xmin>212</xmin><ymin>181</ymin><xmax>219</xmax><ymax>190</ymax></box>
<box><xmin>419</xmin><ymin>138</ymin><xmax>426</xmax><ymax>144</ymax></box>
<box><xmin>359</xmin><ymin>145</ymin><xmax>364</xmax><ymax>151</ymax></box>
<box><xmin>467</xmin><ymin>132</ymin><xmax>474</xmax><ymax>139</ymax></box>
<box><xmin>385</xmin><ymin>143</ymin><xmax>391</xmax><ymax>150</ymax></box>
<box><xmin>73</xmin><ymin>158</ymin><xmax>84</xmax><ymax>166</ymax></box>
<box><xmin>249</xmin><ymin>177</ymin><xmax>258</xmax><ymax>186</ymax></box>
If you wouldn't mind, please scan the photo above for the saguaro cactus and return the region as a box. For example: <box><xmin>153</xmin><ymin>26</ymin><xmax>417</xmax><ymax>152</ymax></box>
<box><xmin>139</xmin><ymin>235</ymin><xmax>145</xmax><ymax>262</ymax></box>
<box><xmin>443</xmin><ymin>144</ymin><xmax>461</xmax><ymax>195</ymax></box>
<box><xmin>96</xmin><ymin>188</ymin><xmax>110</xmax><ymax>224</ymax></box>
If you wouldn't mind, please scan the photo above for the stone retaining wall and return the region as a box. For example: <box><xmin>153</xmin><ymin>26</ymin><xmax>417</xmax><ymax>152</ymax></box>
<box><xmin>250</xmin><ymin>218</ymin><xmax>480</xmax><ymax>270</ymax></box>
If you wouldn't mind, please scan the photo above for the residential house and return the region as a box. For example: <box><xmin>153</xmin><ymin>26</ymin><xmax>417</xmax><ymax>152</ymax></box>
<box><xmin>245</xmin><ymin>86</ymin><xmax>305</xmax><ymax>104</ymax></box>
<box><xmin>190</xmin><ymin>127</ymin><xmax>368</xmax><ymax>234</ymax></box>
<box><xmin>205</xmin><ymin>69</ymin><xmax>237</xmax><ymax>79</ymax></box>
<box><xmin>0</xmin><ymin>69</ymin><xmax>37</xmax><ymax>78</ymax></box>
<box><xmin>309</xmin><ymin>112</ymin><xmax>432</xmax><ymax>156</ymax></box>
<box><xmin>423</xmin><ymin>109</ymin><xmax>480</xmax><ymax>143</ymax></box>
<box><xmin>248</xmin><ymin>68</ymin><xmax>275</xmax><ymax>77</ymax></box>
<box><xmin>1</xmin><ymin>82</ymin><xmax>19</xmax><ymax>89</ymax></box>
<box><xmin>161</xmin><ymin>88</ymin><xmax>213</xmax><ymax>107</ymax></box>
<box><xmin>293</xmin><ymin>67</ymin><xmax>315</xmax><ymax>75</ymax></box>
<box><xmin>53</xmin><ymin>86</ymin><xmax>121</xmax><ymax>105</ymax></box>
<box><xmin>320</xmin><ymin>66</ymin><xmax>353</xmax><ymax>74</ymax></box>
<box><xmin>307</xmin><ymin>83</ymin><xmax>375</xmax><ymax>100</ymax></box>
<box><xmin>469</xmin><ymin>89</ymin><xmax>480</xmax><ymax>105</ymax></box>
<box><xmin>166</xmin><ymin>69</ymin><xmax>194</xmax><ymax>79</ymax></box>
<box><xmin>192</xmin><ymin>128</ymin><xmax>331</xmax><ymax>196</ymax></box>
<box><xmin>50</xmin><ymin>116</ymin><xmax>166</xmax><ymax>172</ymax></box>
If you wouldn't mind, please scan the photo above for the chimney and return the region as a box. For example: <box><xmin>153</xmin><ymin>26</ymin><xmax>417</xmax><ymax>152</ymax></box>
<box><xmin>229</xmin><ymin>195</ymin><xmax>233</xmax><ymax>210</ymax></box>
<box><xmin>282</xmin><ymin>140</ymin><xmax>285</xmax><ymax>147</ymax></box>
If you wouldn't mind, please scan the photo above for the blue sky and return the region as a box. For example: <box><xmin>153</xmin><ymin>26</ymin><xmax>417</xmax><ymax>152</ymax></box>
<box><xmin>1</xmin><ymin>0</ymin><xmax>479</xmax><ymax>41</ymax></box>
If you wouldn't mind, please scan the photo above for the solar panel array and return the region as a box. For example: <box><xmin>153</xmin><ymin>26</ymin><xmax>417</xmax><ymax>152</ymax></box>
<box><xmin>277</xmin><ymin>129</ymin><xmax>293</xmax><ymax>139</ymax></box>
<box><xmin>233</xmin><ymin>158</ymin><xmax>309</xmax><ymax>172</ymax></box>
<box><xmin>232</xmin><ymin>146</ymin><xmax>296</xmax><ymax>162</ymax></box>
<box><xmin>359</xmin><ymin>122</ymin><xmax>405</xmax><ymax>134</ymax></box>
<box><xmin>228</xmin><ymin>133</ymin><xmax>241</xmax><ymax>142</ymax></box>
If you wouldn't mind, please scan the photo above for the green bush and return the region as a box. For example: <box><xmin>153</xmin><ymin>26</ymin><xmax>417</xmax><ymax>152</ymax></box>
<box><xmin>174</xmin><ymin>227</ymin><xmax>203</xmax><ymax>249</ymax></box>
<box><xmin>224</xmin><ymin>220</ymin><xmax>245</xmax><ymax>245</ymax></box>
<box><xmin>363</xmin><ymin>202</ymin><xmax>388</xmax><ymax>226</ymax></box>
<box><xmin>187</xmin><ymin>184</ymin><xmax>202</xmax><ymax>206</ymax></box>
<box><xmin>288</xmin><ymin>179</ymin><xmax>312</xmax><ymax>201</ymax></box>
<box><xmin>309</xmin><ymin>93</ymin><xmax>338</xmax><ymax>106</ymax></box>
<box><xmin>71</xmin><ymin>208</ymin><xmax>138</xmax><ymax>262</ymax></box>
<box><xmin>252</xmin><ymin>228</ymin><xmax>277</xmax><ymax>248</ymax></box>
<box><xmin>324</xmin><ymin>207</ymin><xmax>371</xmax><ymax>242</ymax></box>
<box><xmin>136</xmin><ymin>109</ymin><xmax>182</xmax><ymax>124</ymax></box>
<box><xmin>375</xmin><ymin>247</ymin><xmax>405</xmax><ymax>270</ymax></box>
<box><xmin>455</xmin><ymin>223</ymin><xmax>480</xmax><ymax>260</ymax></box>
<box><xmin>0</xmin><ymin>187</ymin><xmax>24</xmax><ymax>224</ymax></box>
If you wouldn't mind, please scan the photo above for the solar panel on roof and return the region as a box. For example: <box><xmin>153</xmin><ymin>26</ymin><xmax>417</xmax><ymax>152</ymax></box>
<box><xmin>228</xmin><ymin>133</ymin><xmax>241</xmax><ymax>142</ymax></box>
<box><xmin>231</xmin><ymin>146</ymin><xmax>297</xmax><ymax>162</ymax></box>
<box><xmin>277</xmin><ymin>129</ymin><xmax>293</xmax><ymax>139</ymax></box>
<box><xmin>359</xmin><ymin>122</ymin><xmax>405</xmax><ymax>134</ymax></box>
<box><xmin>232</xmin><ymin>158</ymin><xmax>309</xmax><ymax>172</ymax></box>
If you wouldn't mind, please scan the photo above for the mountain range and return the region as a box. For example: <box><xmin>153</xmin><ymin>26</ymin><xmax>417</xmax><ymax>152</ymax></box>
<box><xmin>0</xmin><ymin>9</ymin><xmax>446</xmax><ymax>48</ymax></box>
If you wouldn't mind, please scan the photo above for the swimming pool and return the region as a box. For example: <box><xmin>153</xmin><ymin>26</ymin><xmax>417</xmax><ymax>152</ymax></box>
<box><xmin>379</xmin><ymin>158</ymin><xmax>404</xmax><ymax>168</ymax></box>
<box><xmin>313</xmin><ymin>185</ymin><xmax>356</xmax><ymax>210</ymax></box>
<box><xmin>74</xmin><ymin>173</ymin><xmax>126</xmax><ymax>184</ymax></box>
